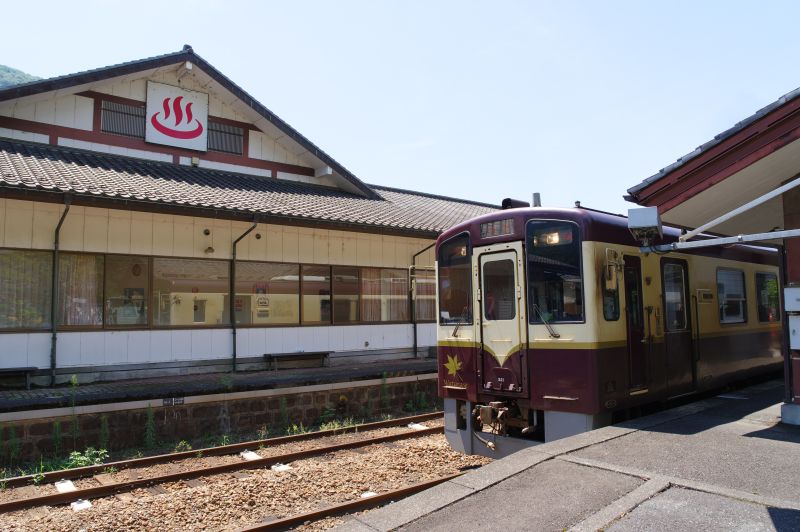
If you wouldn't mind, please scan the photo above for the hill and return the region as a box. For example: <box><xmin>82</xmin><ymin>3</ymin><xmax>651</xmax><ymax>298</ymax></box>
<box><xmin>0</xmin><ymin>65</ymin><xmax>40</xmax><ymax>88</ymax></box>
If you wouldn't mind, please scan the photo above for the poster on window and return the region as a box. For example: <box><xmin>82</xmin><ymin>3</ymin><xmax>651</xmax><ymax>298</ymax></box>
<box><xmin>145</xmin><ymin>81</ymin><xmax>209</xmax><ymax>151</ymax></box>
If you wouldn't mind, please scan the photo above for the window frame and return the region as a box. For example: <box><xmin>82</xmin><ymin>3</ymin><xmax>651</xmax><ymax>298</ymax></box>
<box><xmin>661</xmin><ymin>258</ymin><xmax>691</xmax><ymax>332</ymax></box>
<box><xmin>716</xmin><ymin>267</ymin><xmax>748</xmax><ymax>325</ymax></box>
<box><xmin>436</xmin><ymin>232</ymin><xmax>473</xmax><ymax>326</ymax></box>
<box><xmin>525</xmin><ymin>219</ymin><xmax>585</xmax><ymax>325</ymax></box>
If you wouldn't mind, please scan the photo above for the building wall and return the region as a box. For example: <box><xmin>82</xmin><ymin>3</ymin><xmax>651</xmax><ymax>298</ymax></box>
<box><xmin>0</xmin><ymin>198</ymin><xmax>437</xmax><ymax>374</ymax></box>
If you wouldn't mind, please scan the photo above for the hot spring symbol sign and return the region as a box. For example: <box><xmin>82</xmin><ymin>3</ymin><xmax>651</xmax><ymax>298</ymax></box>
<box><xmin>145</xmin><ymin>81</ymin><xmax>209</xmax><ymax>151</ymax></box>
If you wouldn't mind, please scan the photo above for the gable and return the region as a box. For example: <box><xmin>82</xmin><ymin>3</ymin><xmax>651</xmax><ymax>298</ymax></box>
<box><xmin>0</xmin><ymin>48</ymin><xmax>376</xmax><ymax>197</ymax></box>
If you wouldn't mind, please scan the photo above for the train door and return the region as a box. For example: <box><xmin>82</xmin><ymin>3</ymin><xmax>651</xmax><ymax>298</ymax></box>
<box><xmin>477</xmin><ymin>243</ymin><xmax>528</xmax><ymax>397</ymax></box>
<box><xmin>661</xmin><ymin>258</ymin><xmax>695</xmax><ymax>396</ymax></box>
<box><xmin>623</xmin><ymin>255</ymin><xmax>647</xmax><ymax>390</ymax></box>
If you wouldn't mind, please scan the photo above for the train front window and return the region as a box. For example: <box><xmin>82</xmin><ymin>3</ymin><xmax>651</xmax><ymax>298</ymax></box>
<box><xmin>526</xmin><ymin>221</ymin><xmax>583</xmax><ymax>323</ymax></box>
<box><xmin>438</xmin><ymin>234</ymin><xmax>472</xmax><ymax>324</ymax></box>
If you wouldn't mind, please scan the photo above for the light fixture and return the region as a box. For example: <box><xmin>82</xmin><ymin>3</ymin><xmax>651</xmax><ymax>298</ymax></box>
<box><xmin>205</xmin><ymin>246</ymin><xmax>215</xmax><ymax>254</ymax></box>
<box><xmin>203</xmin><ymin>228</ymin><xmax>211</xmax><ymax>236</ymax></box>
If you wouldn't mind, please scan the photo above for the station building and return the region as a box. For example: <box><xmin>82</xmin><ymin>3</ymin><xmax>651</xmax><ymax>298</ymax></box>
<box><xmin>626</xmin><ymin>86</ymin><xmax>800</xmax><ymax>425</ymax></box>
<box><xmin>0</xmin><ymin>47</ymin><xmax>496</xmax><ymax>385</ymax></box>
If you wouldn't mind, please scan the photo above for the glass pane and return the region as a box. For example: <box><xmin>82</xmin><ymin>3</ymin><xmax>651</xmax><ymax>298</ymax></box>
<box><xmin>235</xmin><ymin>262</ymin><xmax>299</xmax><ymax>325</ymax></box>
<box><xmin>437</xmin><ymin>234</ymin><xmax>472</xmax><ymax>324</ymax></box>
<box><xmin>152</xmin><ymin>258</ymin><xmax>229</xmax><ymax>326</ymax></box>
<box><xmin>527</xmin><ymin>221</ymin><xmax>583</xmax><ymax>323</ymax></box>
<box><xmin>663</xmin><ymin>263</ymin><xmax>687</xmax><ymax>331</ymax></box>
<box><xmin>483</xmin><ymin>259</ymin><xmax>516</xmax><ymax>320</ymax></box>
<box><xmin>756</xmin><ymin>273</ymin><xmax>780</xmax><ymax>322</ymax></box>
<box><xmin>0</xmin><ymin>249</ymin><xmax>52</xmax><ymax>329</ymax></box>
<box><xmin>302</xmin><ymin>265</ymin><xmax>331</xmax><ymax>324</ymax></box>
<box><xmin>361</xmin><ymin>268</ymin><xmax>409</xmax><ymax>322</ymax></box>
<box><xmin>603</xmin><ymin>289</ymin><xmax>620</xmax><ymax>321</ymax></box>
<box><xmin>717</xmin><ymin>269</ymin><xmax>746</xmax><ymax>324</ymax></box>
<box><xmin>105</xmin><ymin>255</ymin><xmax>149</xmax><ymax>326</ymax></box>
<box><xmin>333</xmin><ymin>266</ymin><xmax>359</xmax><ymax>323</ymax></box>
<box><xmin>414</xmin><ymin>269</ymin><xmax>436</xmax><ymax>322</ymax></box>
<box><xmin>58</xmin><ymin>253</ymin><xmax>103</xmax><ymax>326</ymax></box>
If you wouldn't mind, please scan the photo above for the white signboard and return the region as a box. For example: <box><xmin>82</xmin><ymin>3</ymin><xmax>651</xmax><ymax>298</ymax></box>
<box><xmin>145</xmin><ymin>81</ymin><xmax>209</xmax><ymax>151</ymax></box>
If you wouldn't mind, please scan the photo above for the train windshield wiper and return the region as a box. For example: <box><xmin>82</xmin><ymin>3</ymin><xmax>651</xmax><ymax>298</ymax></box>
<box><xmin>532</xmin><ymin>304</ymin><xmax>560</xmax><ymax>338</ymax></box>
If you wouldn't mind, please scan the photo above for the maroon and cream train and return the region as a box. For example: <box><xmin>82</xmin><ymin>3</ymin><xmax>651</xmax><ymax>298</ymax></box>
<box><xmin>436</xmin><ymin>206</ymin><xmax>782</xmax><ymax>457</ymax></box>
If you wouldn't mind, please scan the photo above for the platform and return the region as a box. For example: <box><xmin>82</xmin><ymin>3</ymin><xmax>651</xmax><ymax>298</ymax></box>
<box><xmin>0</xmin><ymin>358</ymin><xmax>436</xmax><ymax>413</ymax></box>
<box><xmin>338</xmin><ymin>379</ymin><xmax>800</xmax><ymax>531</ymax></box>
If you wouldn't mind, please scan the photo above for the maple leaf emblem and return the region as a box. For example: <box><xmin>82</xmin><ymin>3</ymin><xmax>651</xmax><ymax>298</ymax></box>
<box><xmin>444</xmin><ymin>354</ymin><xmax>462</xmax><ymax>376</ymax></box>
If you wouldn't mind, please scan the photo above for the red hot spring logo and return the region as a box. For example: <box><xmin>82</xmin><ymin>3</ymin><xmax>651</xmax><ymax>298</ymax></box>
<box><xmin>151</xmin><ymin>96</ymin><xmax>204</xmax><ymax>139</ymax></box>
<box><xmin>145</xmin><ymin>81</ymin><xmax>209</xmax><ymax>151</ymax></box>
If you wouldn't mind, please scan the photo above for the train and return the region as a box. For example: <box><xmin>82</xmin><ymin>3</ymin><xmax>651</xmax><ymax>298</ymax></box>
<box><xmin>435</xmin><ymin>205</ymin><xmax>783</xmax><ymax>457</ymax></box>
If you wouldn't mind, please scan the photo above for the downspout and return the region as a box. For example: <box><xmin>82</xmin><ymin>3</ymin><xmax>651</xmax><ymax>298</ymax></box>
<box><xmin>230</xmin><ymin>220</ymin><xmax>258</xmax><ymax>372</ymax></box>
<box><xmin>410</xmin><ymin>242</ymin><xmax>436</xmax><ymax>359</ymax></box>
<box><xmin>50</xmin><ymin>196</ymin><xmax>71</xmax><ymax>386</ymax></box>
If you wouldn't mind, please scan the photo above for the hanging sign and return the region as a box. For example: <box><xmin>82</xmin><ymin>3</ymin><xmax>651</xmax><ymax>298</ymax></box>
<box><xmin>145</xmin><ymin>81</ymin><xmax>209</xmax><ymax>151</ymax></box>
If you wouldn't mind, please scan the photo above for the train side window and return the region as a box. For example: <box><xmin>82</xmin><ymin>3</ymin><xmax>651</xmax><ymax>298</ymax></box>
<box><xmin>755</xmin><ymin>272</ymin><xmax>780</xmax><ymax>322</ymax></box>
<box><xmin>437</xmin><ymin>233</ymin><xmax>472</xmax><ymax>325</ymax></box>
<box><xmin>603</xmin><ymin>288</ymin><xmax>619</xmax><ymax>321</ymax></box>
<box><xmin>717</xmin><ymin>268</ymin><xmax>747</xmax><ymax>324</ymax></box>
<box><xmin>662</xmin><ymin>262</ymin><xmax>688</xmax><ymax>331</ymax></box>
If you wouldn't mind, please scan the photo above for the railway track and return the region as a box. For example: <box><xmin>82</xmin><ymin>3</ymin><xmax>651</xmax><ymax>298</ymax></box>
<box><xmin>0</xmin><ymin>412</ymin><xmax>443</xmax><ymax>514</ymax></box>
<box><xmin>0</xmin><ymin>411</ymin><xmax>442</xmax><ymax>490</ymax></box>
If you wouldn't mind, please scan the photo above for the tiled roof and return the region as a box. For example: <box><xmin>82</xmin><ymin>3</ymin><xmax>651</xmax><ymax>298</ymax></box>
<box><xmin>0</xmin><ymin>139</ymin><xmax>497</xmax><ymax>236</ymax></box>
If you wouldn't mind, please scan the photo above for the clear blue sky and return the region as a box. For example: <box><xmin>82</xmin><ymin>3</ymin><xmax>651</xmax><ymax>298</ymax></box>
<box><xmin>4</xmin><ymin>1</ymin><xmax>800</xmax><ymax>214</ymax></box>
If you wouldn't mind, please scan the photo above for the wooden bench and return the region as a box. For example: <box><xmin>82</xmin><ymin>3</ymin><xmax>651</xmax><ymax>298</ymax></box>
<box><xmin>0</xmin><ymin>367</ymin><xmax>37</xmax><ymax>389</ymax></box>
<box><xmin>264</xmin><ymin>352</ymin><xmax>330</xmax><ymax>371</ymax></box>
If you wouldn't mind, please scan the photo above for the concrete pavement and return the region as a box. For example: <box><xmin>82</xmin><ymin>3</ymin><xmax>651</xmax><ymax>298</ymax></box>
<box><xmin>338</xmin><ymin>379</ymin><xmax>800</xmax><ymax>531</ymax></box>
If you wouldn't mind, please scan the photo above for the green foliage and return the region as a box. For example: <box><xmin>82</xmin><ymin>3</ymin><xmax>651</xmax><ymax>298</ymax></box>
<box><xmin>52</xmin><ymin>421</ymin><xmax>62</xmax><ymax>458</ymax></box>
<box><xmin>69</xmin><ymin>375</ymin><xmax>79</xmax><ymax>450</ymax></box>
<box><xmin>102</xmin><ymin>466</ymin><xmax>118</xmax><ymax>474</ymax></box>
<box><xmin>319</xmin><ymin>405</ymin><xmax>337</xmax><ymax>424</ymax></box>
<box><xmin>279</xmin><ymin>397</ymin><xmax>289</xmax><ymax>428</ymax></box>
<box><xmin>63</xmin><ymin>447</ymin><xmax>108</xmax><ymax>469</ymax></box>
<box><xmin>144</xmin><ymin>406</ymin><xmax>156</xmax><ymax>450</ymax></box>
<box><xmin>32</xmin><ymin>459</ymin><xmax>47</xmax><ymax>485</ymax></box>
<box><xmin>380</xmin><ymin>371</ymin><xmax>390</xmax><ymax>411</ymax></box>
<box><xmin>256</xmin><ymin>425</ymin><xmax>270</xmax><ymax>440</ymax></box>
<box><xmin>319</xmin><ymin>418</ymin><xmax>357</xmax><ymax>431</ymax></box>
<box><xmin>99</xmin><ymin>415</ymin><xmax>110</xmax><ymax>451</ymax></box>
<box><xmin>0</xmin><ymin>65</ymin><xmax>40</xmax><ymax>89</ymax></box>
<box><xmin>285</xmin><ymin>423</ymin><xmax>309</xmax><ymax>435</ymax></box>
<box><xmin>173</xmin><ymin>440</ymin><xmax>192</xmax><ymax>453</ymax></box>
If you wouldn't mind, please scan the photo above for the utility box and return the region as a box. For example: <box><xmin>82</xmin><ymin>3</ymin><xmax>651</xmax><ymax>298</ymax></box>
<box><xmin>790</xmin><ymin>315</ymin><xmax>800</xmax><ymax>350</ymax></box>
<box><xmin>785</xmin><ymin>286</ymin><xmax>800</xmax><ymax>313</ymax></box>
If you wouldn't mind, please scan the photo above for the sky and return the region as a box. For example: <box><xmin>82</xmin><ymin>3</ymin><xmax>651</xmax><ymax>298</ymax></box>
<box><xmin>3</xmin><ymin>1</ymin><xmax>800</xmax><ymax>214</ymax></box>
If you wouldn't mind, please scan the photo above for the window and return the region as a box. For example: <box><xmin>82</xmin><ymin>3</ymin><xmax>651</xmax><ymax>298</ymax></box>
<box><xmin>333</xmin><ymin>266</ymin><xmax>360</xmax><ymax>323</ymax></box>
<box><xmin>208</xmin><ymin>121</ymin><xmax>244</xmax><ymax>155</ymax></box>
<box><xmin>152</xmin><ymin>258</ymin><xmax>229</xmax><ymax>327</ymax></box>
<box><xmin>58</xmin><ymin>253</ymin><xmax>104</xmax><ymax>326</ymax></box>
<box><xmin>105</xmin><ymin>255</ymin><xmax>149</xmax><ymax>326</ymax></box>
<box><xmin>235</xmin><ymin>262</ymin><xmax>299</xmax><ymax>325</ymax></box>
<box><xmin>437</xmin><ymin>234</ymin><xmax>472</xmax><ymax>325</ymax></box>
<box><xmin>663</xmin><ymin>262</ymin><xmax>688</xmax><ymax>331</ymax></box>
<box><xmin>302</xmin><ymin>265</ymin><xmax>331</xmax><ymax>324</ymax></box>
<box><xmin>0</xmin><ymin>250</ymin><xmax>52</xmax><ymax>329</ymax></box>
<box><xmin>101</xmin><ymin>100</ymin><xmax>146</xmax><ymax>138</ymax></box>
<box><xmin>756</xmin><ymin>272</ymin><xmax>780</xmax><ymax>322</ymax></box>
<box><xmin>527</xmin><ymin>220</ymin><xmax>583</xmax><ymax>323</ymax></box>
<box><xmin>414</xmin><ymin>268</ymin><xmax>435</xmax><ymax>322</ymax></box>
<box><xmin>603</xmin><ymin>288</ymin><xmax>619</xmax><ymax>321</ymax></box>
<box><xmin>717</xmin><ymin>269</ymin><xmax>747</xmax><ymax>324</ymax></box>
<box><xmin>483</xmin><ymin>259</ymin><xmax>516</xmax><ymax>321</ymax></box>
<box><xmin>361</xmin><ymin>268</ymin><xmax>409</xmax><ymax>322</ymax></box>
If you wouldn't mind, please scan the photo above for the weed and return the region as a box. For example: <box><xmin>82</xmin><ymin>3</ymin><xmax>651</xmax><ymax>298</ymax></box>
<box><xmin>63</xmin><ymin>447</ymin><xmax>108</xmax><ymax>469</ymax></box>
<box><xmin>131</xmin><ymin>450</ymin><xmax>144</xmax><ymax>459</ymax></box>
<box><xmin>0</xmin><ymin>480</ymin><xmax>6</xmax><ymax>491</ymax></box>
<box><xmin>69</xmin><ymin>374</ymin><xmax>80</xmax><ymax>450</ymax></box>
<box><xmin>52</xmin><ymin>421</ymin><xmax>62</xmax><ymax>458</ymax></box>
<box><xmin>279</xmin><ymin>397</ymin><xmax>289</xmax><ymax>428</ymax></box>
<box><xmin>173</xmin><ymin>440</ymin><xmax>192</xmax><ymax>453</ymax></box>
<box><xmin>102</xmin><ymin>466</ymin><xmax>118</xmax><ymax>474</ymax></box>
<box><xmin>99</xmin><ymin>415</ymin><xmax>110</xmax><ymax>451</ymax></box>
<box><xmin>380</xmin><ymin>371</ymin><xmax>390</xmax><ymax>412</ymax></box>
<box><xmin>285</xmin><ymin>423</ymin><xmax>309</xmax><ymax>435</ymax></box>
<box><xmin>7</xmin><ymin>426</ymin><xmax>19</xmax><ymax>466</ymax></box>
<box><xmin>319</xmin><ymin>418</ymin><xmax>356</xmax><ymax>432</ymax></box>
<box><xmin>32</xmin><ymin>459</ymin><xmax>46</xmax><ymax>485</ymax></box>
<box><xmin>218</xmin><ymin>434</ymin><xmax>233</xmax><ymax>446</ymax></box>
<box><xmin>256</xmin><ymin>425</ymin><xmax>270</xmax><ymax>440</ymax></box>
<box><xmin>144</xmin><ymin>406</ymin><xmax>156</xmax><ymax>450</ymax></box>
<box><xmin>195</xmin><ymin>451</ymin><xmax>204</xmax><ymax>459</ymax></box>
<box><xmin>319</xmin><ymin>405</ymin><xmax>336</xmax><ymax>424</ymax></box>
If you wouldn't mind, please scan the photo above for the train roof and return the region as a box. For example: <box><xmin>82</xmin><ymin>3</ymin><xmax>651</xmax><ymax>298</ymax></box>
<box><xmin>437</xmin><ymin>207</ymin><xmax>779</xmax><ymax>265</ymax></box>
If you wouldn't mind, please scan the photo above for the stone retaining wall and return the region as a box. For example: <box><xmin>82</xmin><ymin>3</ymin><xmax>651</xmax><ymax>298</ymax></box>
<box><xmin>0</xmin><ymin>380</ymin><xmax>439</xmax><ymax>465</ymax></box>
